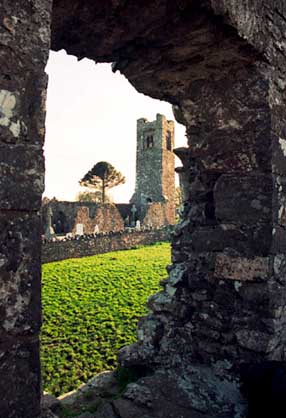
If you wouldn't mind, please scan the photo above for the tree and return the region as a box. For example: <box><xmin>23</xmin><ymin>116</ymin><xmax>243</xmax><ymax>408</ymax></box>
<box><xmin>76</xmin><ymin>190</ymin><xmax>113</xmax><ymax>203</ymax></box>
<box><xmin>79</xmin><ymin>161</ymin><xmax>125</xmax><ymax>203</ymax></box>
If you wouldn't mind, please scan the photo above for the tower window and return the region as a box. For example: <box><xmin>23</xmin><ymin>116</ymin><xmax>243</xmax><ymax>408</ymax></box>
<box><xmin>166</xmin><ymin>131</ymin><xmax>172</xmax><ymax>151</ymax></box>
<box><xmin>144</xmin><ymin>135</ymin><xmax>154</xmax><ymax>149</ymax></box>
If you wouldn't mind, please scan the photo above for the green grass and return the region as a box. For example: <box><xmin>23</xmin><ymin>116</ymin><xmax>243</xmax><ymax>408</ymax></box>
<box><xmin>41</xmin><ymin>242</ymin><xmax>171</xmax><ymax>396</ymax></box>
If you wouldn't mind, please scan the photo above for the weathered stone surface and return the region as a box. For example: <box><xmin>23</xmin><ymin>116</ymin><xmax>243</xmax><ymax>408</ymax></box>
<box><xmin>0</xmin><ymin>145</ymin><xmax>44</xmax><ymax>211</ymax></box>
<box><xmin>73</xmin><ymin>204</ymin><xmax>124</xmax><ymax>234</ymax></box>
<box><xmin>0</xmin><ymin>1</ymin><xmax>51</xmax><ymax>66</ymax></box>
<box><xmin>142</xmin><ymin>202</ymin><xmax>175</xmax><ymax>228</ymax></box>
<box><xmin>42</xmin><ymin>228</ymin><xmax>171</xmax><ymax>263</ymax></box>
<box><xmin>0</xmin><ymin>211</ymin><xmax>41</xmax><ymax>339</ymax></box>
<box><xmin>273</xmin><ymin>254</ymin><xmax>286</xmax><ymax>284</ymax></box>
<box><xmin>93</xmin><ymin>366</ymin><xmax>247</xmax><ymax>418</ymax></box>
<box><xmin>174</xmin><ymin>223</ymin><xmax>273</xmax><ymax>256</ymax></box>
<box><xmin>183</xmin><ymin>68</ymin><xmax>271</xmax><ymax>174</ymax></box>
<box><xmin>0</xmin><ymin>75</ymin><xmax>48</xmax><ymax>147</ymax></box>
<box><xmin>4</xmin><ymin>1</ymin><xmax>286</xmax><ymax>417</ymax></box>
<box><xmin>58</xmin><ymin>371</ymin><xmax>119</xmax><ymax>404</ymax></box>
<box><xmin>0</xmin><ymin>0</ymin><xmax>51</xmax><ymax>415</ymax></box>
<box><xmin>235</xmin><ymin>329</ymin><xmax>273</xmax><ymax>353</ymax></box>
<box><xmin>93</xmin><ymin>402</ymin><xmax>118</xmax><ymax>418</ymax></box>
<box><xmin>214</xmin><ymin>174</ymin><xmax>273</xmax><ymax>224</ymax></box>
<box><xmin>214</xmin><ymin>254</ymin><xmax>270</xmax><ymax>281</ymax></box>
<box><xmin>0</xmin><ymin>339</ymin><xmax>41</xmax><ymax>418</ymax></box>
<box><xmin>40</xmin><ymin>411</ymin><xmax>59</xmax><ymax>418</ymax></box>
<box><xmin>123</xmin><ymin>383</ymin><xmax>153</xmax><ymax>407</ymax></box>
<box><xmin>41</xmin><ymin>393</ymin><xmax>61</xmax><ymax>413</ymax></box>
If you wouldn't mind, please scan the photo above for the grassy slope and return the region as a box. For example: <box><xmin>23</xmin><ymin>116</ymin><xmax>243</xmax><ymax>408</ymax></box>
<box><xmin>41</xmin><ymin>242</ymin><xmax>171</xmax><ymax>396</ymax></box>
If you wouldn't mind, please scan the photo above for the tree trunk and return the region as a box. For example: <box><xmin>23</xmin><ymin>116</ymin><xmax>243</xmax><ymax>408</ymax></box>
<box><xmin>102</xmin><ymin>179</ymin><xmax>105</xmax><ymax>204</ymax></box>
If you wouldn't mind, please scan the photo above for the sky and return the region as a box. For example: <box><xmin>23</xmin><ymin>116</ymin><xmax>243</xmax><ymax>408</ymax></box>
<box><xmin>44</xmin><ymin>50</ymin><xmax>186</xmax><ymax>203</ymax></box>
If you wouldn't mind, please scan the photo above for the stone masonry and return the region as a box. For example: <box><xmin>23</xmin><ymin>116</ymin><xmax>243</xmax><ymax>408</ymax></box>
<box><xmin>131</xmin><ymin>114</ymin><xmax>175</xmax><ymax>225</ymax></box>
<box><xmin>0</xmin><ymin>1</ymin><xmax>51</xmax><ymax>417</ymax></box>
<box><xmin>72</xmin><ymin>205</ymin><xmax>124</xmax><ymax>234</ymax></box>
<box><xmin>42</xmin><ymin>228</ymin><xmax>171</xmax><ymax>263</ymax></box>
<box><xmin>42</xmin><ymin>113</ymin><xmax>176</xmax><ymax>235</ymax></box>
<box><xmin>131</xmin><ymin>114</ymin><xmax>175</xmax><ymax>223</ymax></box>
<box><xmin>2</xmin><ymin>1</ymin><xmax>286</xmax><ymax>417</ymax></box>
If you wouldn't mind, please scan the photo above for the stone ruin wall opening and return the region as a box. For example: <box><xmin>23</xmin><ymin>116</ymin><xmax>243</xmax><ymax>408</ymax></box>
<box><xmin>2</xmin><ymin>1</ymin><xmax>286</xmax><ymax>417</ymax></box>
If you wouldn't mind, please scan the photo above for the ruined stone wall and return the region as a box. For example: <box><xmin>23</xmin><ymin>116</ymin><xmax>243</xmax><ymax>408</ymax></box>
<box><xmin>72</xmin><ymin>204</ymin><xmax>124</xmax><ymax>234</ymax></box>
<box><xmin>42</xmin><ymin>201</ymin><xmax>99</xmax><ymax>234</ymax></box>
<box><xmin>0</xmin><ymin>1</ymin><xmax>52</xmax><ymax>417</ymax></box>
<box><xmin>42</xmin><ymin>228</ymin><xmax>171</xmax><ymax>263</ymax></box>
<box><xmin>143</xmin><ymin>202</ymin><xmax>175</xmax><ymax>227</ymax></box>
<box><xmin>51</xmin><ymin>2</ymin><xmax>286</xmax><ymax>416</ymax></box>
<box><xmin>3</xmin><ymin>1</ymin><xmax>286</xmax><ymax>417</ymax></box>
<box><xmin>42</xmin><ymin>201</ymin><xmax>126</xmax><ymax>233</ymax></box>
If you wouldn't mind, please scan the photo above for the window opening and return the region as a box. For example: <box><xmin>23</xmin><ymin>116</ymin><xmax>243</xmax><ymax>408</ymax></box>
<box><xmin>166</xmin><ymin>131</ymin><xmax>172</xmax><ymax>151</ymax></box>
<box><xmin>145</xmin><ymin>135</ymin><xmax>154</xmax><ymax>149</ymax></box>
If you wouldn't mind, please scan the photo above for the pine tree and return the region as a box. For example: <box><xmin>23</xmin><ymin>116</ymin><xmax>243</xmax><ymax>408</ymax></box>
<box><xmin>79</xmin><ymin>161</ymin><xmax>125</xmax><ymax>203</ymax></box>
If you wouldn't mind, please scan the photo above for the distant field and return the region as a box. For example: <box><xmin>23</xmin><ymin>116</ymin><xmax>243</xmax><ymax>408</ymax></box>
<box><xmin>41</xmin><ymin>242</ymin><xmax>171</xmax><ymax>396</ymax></box>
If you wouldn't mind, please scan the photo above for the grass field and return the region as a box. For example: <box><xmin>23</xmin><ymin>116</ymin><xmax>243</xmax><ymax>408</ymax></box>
<box><xmin>41</xmin><ymin>242</ymin><xmax>171</xmax><ymax>396</ymax></box>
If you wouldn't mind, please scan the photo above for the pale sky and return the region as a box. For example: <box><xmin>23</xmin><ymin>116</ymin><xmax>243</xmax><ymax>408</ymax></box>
<box><xmin>44</xmin><ymin>50</ymin><xmax>186</xmax><ymax>203</ymax></box>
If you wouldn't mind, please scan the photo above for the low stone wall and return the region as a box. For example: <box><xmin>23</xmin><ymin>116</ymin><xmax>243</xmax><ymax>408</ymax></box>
<box><xmin>42</xmin><ymin>228</ymin><xmax>172</xmax><ymax>264</ymax></box>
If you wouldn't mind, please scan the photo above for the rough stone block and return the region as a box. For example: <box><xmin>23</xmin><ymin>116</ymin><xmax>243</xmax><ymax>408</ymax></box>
<box><xmin>0</xmin><ymin>211</ymin><xmax>41</xmax><ymax>339</ymax></box>
<box><xmin>93</xmin><ymin>402</ymin><xmax>118</xmax><ymax>418</ymax></box>
<box><xmin>195</xmin><ymin>124</ymin><xmax>271</xmax><ymax>173</ymax></box>
<box><xmin>180</xmin><ymin>223</ymin><xmax>272</xmax><ymax>256</ymax></box>
<box><xmin>0</xmin><ymin>144</ymin><xmax>44</xmax><ymax>210</ymax></box>
<box><xmin>0</xmin><ymin>1</ymin><xmax>52</xmax><ymax>69</ymax></box>
<box><xmin>235</xmin><ymin>329</ymin><xmax>272</xmax><ymax>353</ymax></box>
<box><xmin>0</xmin><ymin>338</ymin><xmax>41</xmax><ymax>418</ymax></box>
<box><xmin>41</xmin><ymin>393</ymin><xmax>61</xmax><ymax>413</ymax></box>
<box><xmin>0</xmin><ymin>75</ymin><xmax>48</xmax><ymax>146</ymax></box>
<box><xmin>214</xmin><ymin>174</ymin><xmax>273</xmax><ymax>224</ymax></box>
<box><xmin>273</xmin><ymin>254</ymin><xmax>286</xmax><ymax>284</ymax></box>
<box><xmin>214</xmin><ymin>254</ymin><xmax>270</xmax><ymax>281</ymax></box>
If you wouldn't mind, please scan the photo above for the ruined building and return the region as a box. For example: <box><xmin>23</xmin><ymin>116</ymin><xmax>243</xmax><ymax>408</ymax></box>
<box><xmin>2</xmin><ymin>1</ymin><xmax>286</xmax><ymax>417</ymax></box>
<box><xmin>131</xmin><ymin>113</ymin><xmax>175</xmax><ymax>225</ymax></box>
<box><xmin>43</xmin><ymin>113</ymin><xmax>176</xmax><ymax>235</ymax></box>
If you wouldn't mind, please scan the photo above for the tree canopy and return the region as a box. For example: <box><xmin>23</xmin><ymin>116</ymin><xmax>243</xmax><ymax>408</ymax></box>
<box><xmin>79</xmin><ymin>161</ymin><xmax>125</xmax><ymax>203</ymax></box>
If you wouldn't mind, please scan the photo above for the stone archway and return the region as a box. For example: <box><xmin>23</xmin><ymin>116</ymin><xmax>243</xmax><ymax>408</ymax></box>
<box><xmin>1</xmin><ymin>1</ymin><xmax>286</xmax><ymax>417</ymax></box>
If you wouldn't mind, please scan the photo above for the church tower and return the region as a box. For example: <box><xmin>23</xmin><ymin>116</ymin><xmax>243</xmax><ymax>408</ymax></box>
<box><xmin>131</xmin><ymin>113</ymin><xmax>175</xmax><ymax>224</ymax></box>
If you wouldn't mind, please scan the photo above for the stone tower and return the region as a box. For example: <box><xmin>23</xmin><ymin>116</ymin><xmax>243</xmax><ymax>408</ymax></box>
<box><xmin>131</xmin><ymin>113</ymin><xmax>175</xmax><ymax>224</ymax></box>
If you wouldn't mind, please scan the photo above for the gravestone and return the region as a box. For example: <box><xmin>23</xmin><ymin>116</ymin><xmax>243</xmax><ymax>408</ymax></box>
<box><xmin>76</xmin><ymin>223</ymin><xmax>84</xmax><ymax>235</ymax></box>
